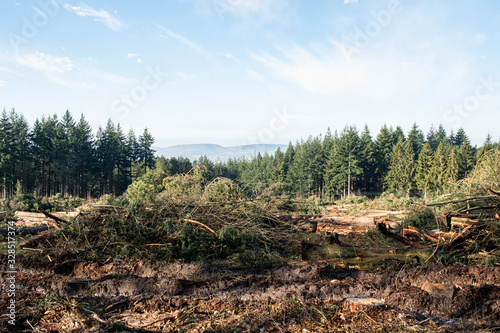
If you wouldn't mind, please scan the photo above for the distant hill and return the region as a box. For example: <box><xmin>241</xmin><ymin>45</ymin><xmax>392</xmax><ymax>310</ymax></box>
<box><xmin>153</xmin><ymin>143</ymin><xmax>287</xmax><ymax>161</ymax></box>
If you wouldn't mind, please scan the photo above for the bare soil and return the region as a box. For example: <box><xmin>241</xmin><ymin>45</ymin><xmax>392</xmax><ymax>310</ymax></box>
<box><xmin>1</xmin><ymin>255</ymin><xmax>499</xmax><ymax>332</ymax></box>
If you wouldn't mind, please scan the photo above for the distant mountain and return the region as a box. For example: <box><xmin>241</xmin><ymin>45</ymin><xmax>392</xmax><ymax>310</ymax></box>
<box><xmin>153</xmin><ymin>143</ymin><xmax>287</xmax><ymax>161</ymax></box>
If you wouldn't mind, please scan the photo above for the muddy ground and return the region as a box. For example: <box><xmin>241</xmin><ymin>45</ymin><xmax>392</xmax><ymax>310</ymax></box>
<box><xmin>1</xmin><ymin>255</ymin><xmax>499</xmax><ymax>332</ymax></box>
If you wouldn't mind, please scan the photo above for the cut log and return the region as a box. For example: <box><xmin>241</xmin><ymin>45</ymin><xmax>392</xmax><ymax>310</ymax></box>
<box><xmin>342</xmin><ymin>297</ymin><xmax>386</xmax><ymax>316</ymax></box>
<box><xmin>377</xmin><ymin>222</ymin><xmax>427</xmax><ymax>249</ymax></box>
<box><xmin>427</xmin><ymin>195</ymin><xmax>497</xmax><ymax>206</ymax></box>
<box><xmin>301</xmin><ymin>242</ymin><xmax>432</xmax><ymax>261</ymax></box>
<box><xmin>317</xmin><ymin>222</ymin><xmax>369</xmax><ymax>234</ymax></box>
<box><xmin>15</xmin><ymin>211</ymin><xmax>79</xmax><ymax>219</ymax></box>
<box><xmin>402</xmin><ymin>228</ymin><xmax>425</xmax><ymax>241</ymax></box>
<box><xmin>0</xmin><ymin>226</ymin><xmax>50</xmax><ymax>235</ymax></box>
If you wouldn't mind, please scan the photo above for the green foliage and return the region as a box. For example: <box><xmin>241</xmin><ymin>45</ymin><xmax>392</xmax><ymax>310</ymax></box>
<box><xmin>0</xmin><ymin>193</ymin><xmax>84</xmax><ymax>213</ymax></box>
<box><xmin>415</xmin><ymin>143</ymin><xmax>434</xmax><ymax>197</ymax></box>
<box><xmin>401</xmin><ymin>207</ymin><xmax>437</xmax><ymax>230</ymax></box>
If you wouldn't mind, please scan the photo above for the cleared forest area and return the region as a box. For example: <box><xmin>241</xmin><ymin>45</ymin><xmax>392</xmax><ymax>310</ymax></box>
<box><xmin>1</xmin><ymin>111</ymin><xmax>500</xmax><ymax>331</ymax></box>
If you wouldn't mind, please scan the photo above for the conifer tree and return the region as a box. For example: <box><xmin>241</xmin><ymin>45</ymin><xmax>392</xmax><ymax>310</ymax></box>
<box><xmin>429</xmin><ymin>143</ymin><xmax>446</xmax><ymax>192</ymax></box>
<box><xmin>457</xmin><ymin>139</ymin><xmax>475</xmax><ymax>179</ymax></box>
<box><xmin>444</xmin><ymin>147</ymin><xmax>459</xmax><ymax>188</ymax></box>
<box><xmin>415</xmin><ymin>143</ymin><xmax>433</xmax><ymax>198</ymax></box>
<box><xmin>374</xmin><ymin>125</ymin><xmax>394</xmax><ymax>190</ymax></box>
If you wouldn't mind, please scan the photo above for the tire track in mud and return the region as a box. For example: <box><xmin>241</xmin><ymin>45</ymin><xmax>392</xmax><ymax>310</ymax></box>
<box><xmin>2</xmin><ymin>255</ymin><xmax>500</xmax><ymax>328</ymax></box>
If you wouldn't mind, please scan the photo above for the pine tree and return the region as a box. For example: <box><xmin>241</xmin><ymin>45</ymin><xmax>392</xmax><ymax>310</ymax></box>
<box><xmin>385</xmin><ymin>140</ymin><xmax>404</xmax><ymax>192</ymax></box>
<box><xmin>444</xmin><ymin>147</ymin><xmax>459</xmax><ymax>188</ymax></box>
<box><xmin>407</xmin><ymin>122</ymin><xmax>424</xmax><ymax>158</ymax></box>
<box><xmin>359</xmin><ymin>125</ymin><xmax>376</xmax><ymax>191</ymax></box>
<box><xmin>73</xmin><ymin>114</ymin><xmax>95</xmax><ymax>198</ymax></box>
<box><xmin>457</xmin><ymin>139</ymin><xmax>475</xmax><ymax>179</ymax></box>
<box><xmin>477</xmin><ymin>134</ymin><xmax>494</xmax><ymax>160</ymax></box>
<box><xmin>325</xmin><ymin>126</ymin><xmax>362</xmax><ymax>197</ymax></box>
<box><xmin>138</xmin><ymin>128</ymin><xmax>156</xmax><ymax>173</ymax></box>
<box><xmin>429</xmin><ymin>143</ymin><xmax>446</xmax><ymax>192</ymax></box>
<box><xmin>0</xmin><ymin>109</ymin><xmax>14</xmax><ymax>197</ymax></box>
<box><xmin>385</xmin><ymin>139</ymin><xmax>414</xmax><ymax>196</ymax></box>
<box><xmin>374</xmin><ymin>125</ymin><xmax>395</xmax><ymax>190</ymax></box>
<box><xmin>415</xmin><ymin>143</ymin><xmax>433</xmax><ymax>198</ymax></box>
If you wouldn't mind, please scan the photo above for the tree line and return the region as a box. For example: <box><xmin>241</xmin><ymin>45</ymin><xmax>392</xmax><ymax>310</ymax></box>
<box><xmin>1</xmin><ymin>108</ymin><xmax>498</xmax><ymax>200</ymax></box>
<box><xmin>189</xmin><ymin>123</ymin><xmax>498</xmax><ymax>199</ymax></box>
<box><xmin>0</xmin><ymin>108</ymin><xmax>155</xmax><ymax>198</ymax></box>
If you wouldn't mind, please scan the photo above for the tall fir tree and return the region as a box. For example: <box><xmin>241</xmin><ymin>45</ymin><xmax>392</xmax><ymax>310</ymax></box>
<box><xmin>415</xmin><ymin>143</ymin><xmax>433</xmax><ymax>198</ymax></box>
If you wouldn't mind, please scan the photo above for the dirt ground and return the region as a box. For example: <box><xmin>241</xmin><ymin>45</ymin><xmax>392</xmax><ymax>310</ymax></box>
<box><xmin>1</xmin><ymin>255</ymin><xmax>499</xmax><ymax>332</ymax></box>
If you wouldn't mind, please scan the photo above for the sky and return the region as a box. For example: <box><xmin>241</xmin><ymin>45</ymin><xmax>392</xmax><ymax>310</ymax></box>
<box><xmin>1</xmin><ymin>0</ymin><xmax>499</xmax><ymax>148</ymax></box>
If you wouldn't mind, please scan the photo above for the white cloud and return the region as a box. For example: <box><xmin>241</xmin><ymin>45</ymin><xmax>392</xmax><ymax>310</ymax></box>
<box><xmin>252</xmin><ymin>39</ymin><xmax>465</xmax><ymax>101</ymax></box>
<box><xmin>14</xmin><ymin>52</ymin><xmax>74</xmax><ymax>74</ymax></box>
<box><xmin>344</xmin><ymin>0</ymin><xmax>358</xmax><ymax>4</ymax></box>
<box><xmin>63</xmin><ymin>3</ymin><xmax>124</xmax><ymax>31</ymax></box>
<box><xmin>0</xmin><ymin>80</ymin><xmax>6</xmax><ymax>87</ymax></box>
<box><xmin>7</xmin><ymin>51</ymin><xmax>135</xmax><ymax>88</ymax></box>
<box><xmin>212</xmin><ymin>0</ymin><xmax>286</xmax><ymax>16</ymax></box>
<box><xmin>136</xmin><ymin>58</ymin><xmax>144</xmax><ymax>63</ymax></box>
<box><xmin>127</xmin><ymin>53</ymin><xmax>138</xmax><ymax>58</ymax></box>
<box><xmin>157</xmin><ymin>25</ymin><xmax>208</xmax><ymax>56</ymax></box>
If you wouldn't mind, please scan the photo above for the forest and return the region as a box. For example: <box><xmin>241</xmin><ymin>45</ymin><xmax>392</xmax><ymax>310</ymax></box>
<box><xmin>1</xmin><ymin>108</ymin><xmax>498</xmax><ymax>201</ymax></box>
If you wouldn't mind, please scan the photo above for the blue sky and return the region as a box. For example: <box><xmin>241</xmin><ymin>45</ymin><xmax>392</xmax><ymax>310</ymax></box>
<box><xmin>1</xmin><ymin>0</ymin><xmax>499</xmax><ymax>147</ymax></box>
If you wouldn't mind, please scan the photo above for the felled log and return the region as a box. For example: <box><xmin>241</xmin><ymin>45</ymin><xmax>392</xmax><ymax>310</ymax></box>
<box><xmin>343</xmin><ymin>297</ymin><xmax>386</xmax><ymax>316</ymax></box>
<box><xmin>19</xmin><ymin>230</ymin><xmax>57</xmax><ymax>246</ymax></box>
<box><xmin>317</xmin><ymin>222</ymin><xmax>369</xmax><ymax>234</ymax></box>
<box><xmin>377</xmin><ymin>222</ymin><xmax>427</xmax><ymax>249</ymax></box>
<box><xmin>86</xmin><ymin>205</ymin><xmax>124</xmax><ymax>213</ymax></box>
<box><xmin>0</xmin><ymin>226</ymin><xmax>50</xmax><ymax>235</ymax></box>
<box><xmin>301</xmin><ymin>242</ymin><xmax>431</xmax><ymax>261</ymax></box>
<box><xmin>427</xmin><ymin>195</ymin><xmax>498</xmax><ymax>206</ymax></box>
<box><xmin>15</xmin><ymin>211</ymin><xmax>79</xmax><ymax>220</ymax></box>
<box><xmin>37</xmin><ymin>208</ymin><xmax>66</xmax><ymax>227</ymax></box>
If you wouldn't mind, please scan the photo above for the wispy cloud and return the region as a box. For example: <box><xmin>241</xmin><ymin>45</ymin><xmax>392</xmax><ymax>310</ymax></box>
<box><xmin>14</xmin><ymin>52</ymin><xmax>74</xmax><ymax>74</ymax></box>
<box><xmin>63</xmin><ymin>3</ymin><xmax>124</xmax><ymax>31</ymax></box>
<box><xmin>157</xmin><ymin>24</ymin><xmax>208</xmax><ymax>56</ymax></box>
<box><xmin>0</xmin><ymin>80</ymin><xmax>6</xmax><ymax>87</ymax></box>
<box><xmin>7</xmin><ymin>51</ymin><xmax>135</xmax><ymax>88</ymax></box>
<box><xmin>252</xmin><ymin>40</ymin><xmax>468</xmax><ymax>101</ymax></box>
<box><xmin>212</xmin><ymin>0</ymin><xmax>286</xmax><ymax>16</ymax></box>
<box><xmin>127</xmin><ymin>53</ymin><xmax>144</xmax><ymax>63</ymax></box>
<box><xmin>344</xmin><ymin>0</ymin><xmax>358</xmax><ymax>4</ymax></box>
